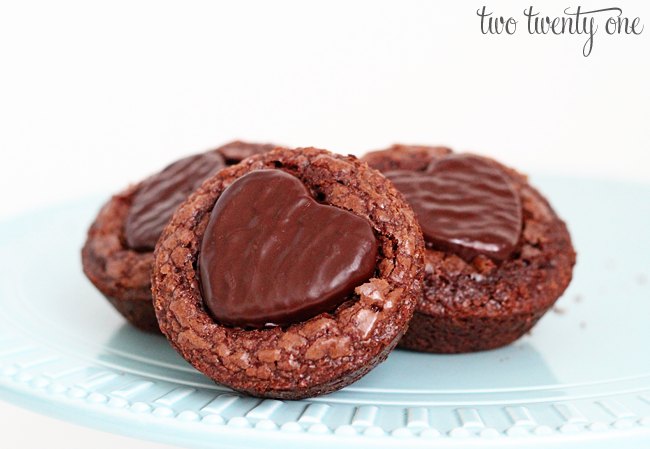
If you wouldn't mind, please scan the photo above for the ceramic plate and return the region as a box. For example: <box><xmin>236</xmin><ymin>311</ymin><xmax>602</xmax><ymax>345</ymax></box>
<box><xmin>1</xmin><ymin>176</ymin><xmax>649</xmax><ymax>448</ymax></box>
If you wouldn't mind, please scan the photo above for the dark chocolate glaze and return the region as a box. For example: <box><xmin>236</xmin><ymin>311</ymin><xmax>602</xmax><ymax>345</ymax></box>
<box><xmin>385</xmin><ymin>154</ymin><xmax>522</xmax><ymax>263</ymax></box>
<box><xmin>216</xmin><ymin>141</ymin><xmax>277</xmax><ymax>165</ymax></box>
<box><xmin>125</xmin><ymin>152</ymin><xmax>227</xmax><ymax>251</ymax></box>
<box><xmin>199</xmin><ymin>169</ymin><xmax>379</xmax><ymax>329</ymax></box>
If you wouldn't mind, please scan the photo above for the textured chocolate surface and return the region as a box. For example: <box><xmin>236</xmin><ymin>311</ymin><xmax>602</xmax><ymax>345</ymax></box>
<box><xmin>200</xmin><ymin>169</ymin><xmax>378</xmax><ymax>329</ymax></box>
<box><xmin>362</xmin><ymin>145</ymin><xmax>576</xmax><ymax>353</ymax></box>
<box><xmin>82</xmin><ymin>142</ymin><xmax>276</xmax><ymax>332</ymax></box>
<box><xmin>385</xmin><ymin>154</ymin><xmax>522</xmax><ymax>263</ymax></box>
<box><xmin>152</xmin><ymin>147</ymin><xmax>425</xmax><ymax>399</ymax></box>
<box><xmin>125</xmin><ymin>152</ymin><xmax>227</xmax><ymax>251</ymax></box>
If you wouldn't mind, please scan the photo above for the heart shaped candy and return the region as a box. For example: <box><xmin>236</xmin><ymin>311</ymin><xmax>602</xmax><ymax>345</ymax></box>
<box><xmin>126</xmin><ymin>152</ymin><xmax>226</xmax><ymax>251</ymax></box>
<box><xmin>199</xmin><ymin>169</ymin><xmax>379</xmax><ymax>328</ymax></box>
<box><xmin>385</xmin><ymin>154</ymin><xmax>522</xmax><ymax>263</ymax></box>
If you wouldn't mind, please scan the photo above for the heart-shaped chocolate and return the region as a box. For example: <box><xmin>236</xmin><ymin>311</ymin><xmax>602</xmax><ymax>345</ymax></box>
<box><xmin>125</xmin><ymin>152</ymin><xmax>226</xmax><ymax>251</ymax></box>
<box><xmin>385</xmin><ymin>154</ymin><xmax>522</xmax><ymax>263</ymax></box>
<box><xmin>199</xmin><ymin>169</ymin><xmax>379</xmax><ymax>328</ymax></box>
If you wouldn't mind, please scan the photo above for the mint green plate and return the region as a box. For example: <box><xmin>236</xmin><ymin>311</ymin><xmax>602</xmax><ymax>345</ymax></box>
<box><xmin>1</xmin><ymin>176</ymin><xmax>650</xmax><ymax>448</ymax></box>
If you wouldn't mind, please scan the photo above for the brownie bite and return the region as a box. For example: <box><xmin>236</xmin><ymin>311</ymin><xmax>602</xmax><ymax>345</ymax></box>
<box><xmin>151</xmin><ymin>147</ymin><xmax>424</xmax><ymax>399</ymax></box>
<box><xmin>81</xmin><ymin>141</ymin><xmax>276</xmax><ymax>332</ymax></box>
<box><xmin>362</xmin><ymin>144</ymin><xmax>576</xmax><ymax>353</ymax></box>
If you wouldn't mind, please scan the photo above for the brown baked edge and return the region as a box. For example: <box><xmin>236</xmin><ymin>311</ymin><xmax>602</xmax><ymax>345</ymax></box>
<box><xmin>81</xmin><ymin>185</ymin><xmax>160</xmax><ymax>332</ymax></box>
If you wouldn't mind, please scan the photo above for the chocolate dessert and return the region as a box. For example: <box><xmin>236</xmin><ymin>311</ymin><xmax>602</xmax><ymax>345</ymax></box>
<box><xmin>151</xmin><ymin>147</ymin><xmax>425</xmax><ymax>399</ymax></box>
<box><xmin>362</xmin><ymin>144</ymin><xmax>576</xmax><ymax>353</ymax></box>
<box><xmin>81</xmin><ymin>141</ymin><xmax>276</xmax><ymax>332</ymax></box>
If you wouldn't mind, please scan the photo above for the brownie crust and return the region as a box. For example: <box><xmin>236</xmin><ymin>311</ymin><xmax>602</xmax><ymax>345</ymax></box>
<box><xmin>151</xmin><ymin>147</ymin><xmax>425</xmax><ymax>399</ymax></box>
<box><xmin>81</xmin><ymin>142</ymin><xmax>275</xmax><ymax>332</ymax></box>
<box><xmin>81</xmin><ymin>183</ymin><xmax>159</xmax><ymax>332</ymax></box>
<box><xmin>362</xmin><ymin>145</ymin><xmax>576</xmax><ymax>353</ymax></box>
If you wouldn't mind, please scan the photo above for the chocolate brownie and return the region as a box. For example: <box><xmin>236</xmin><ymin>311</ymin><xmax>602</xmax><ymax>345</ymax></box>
<box><xmin>81</xmin><ymin>141</ymin><xmax>276</xmax><ymax>332</ymax></box>
<box><xmin>151</xmin><ymin>147</ymin><xmax>424</xmax><ymax>399</ymax></box>
<box><xmin>362</xmin><ymin>144</ymin><xmax>576</xmax><ymax>353</ymax></box>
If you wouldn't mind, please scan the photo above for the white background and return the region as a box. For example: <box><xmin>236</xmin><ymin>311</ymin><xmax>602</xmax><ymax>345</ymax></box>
<box><xmin>0</xmin><ymin>1</ymin><xmax>648</xmax><ymax>447</ymax></box>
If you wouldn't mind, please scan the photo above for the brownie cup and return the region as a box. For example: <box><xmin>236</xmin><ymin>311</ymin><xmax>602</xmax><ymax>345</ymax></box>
<box><xmin>151</xmin><ymin>147</ymin><xmax>424</xmax><ymax>399</ymax></box>
<box><xmin>81</xmin><ymin>141</ymin><xmax>276</xmax><ymax>332</ymax></box>
<box><xmin>362</xmin><ymin>144</ymin><xmax>576</xmax><ymax>353</ymax></box>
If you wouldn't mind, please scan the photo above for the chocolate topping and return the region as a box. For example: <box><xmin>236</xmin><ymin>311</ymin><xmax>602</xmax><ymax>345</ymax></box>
<box><xmin>125</xmin><ymin>152</ymin><xmax>227</xmax><ymax>251</ymax></box>
<box><xmin>215</xmin><ymin>141</ymin><xmax>277</xmax><ymax>165</ymax></box>
<box><xmin>199</xmin><ymin>169</ymin><xmax>379</xmax><ymax>329</ymax></box>
<box><xmin>385</xmin><ymin>154</ymin><xmax>522</xmax><ymax>262</ymax></box>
